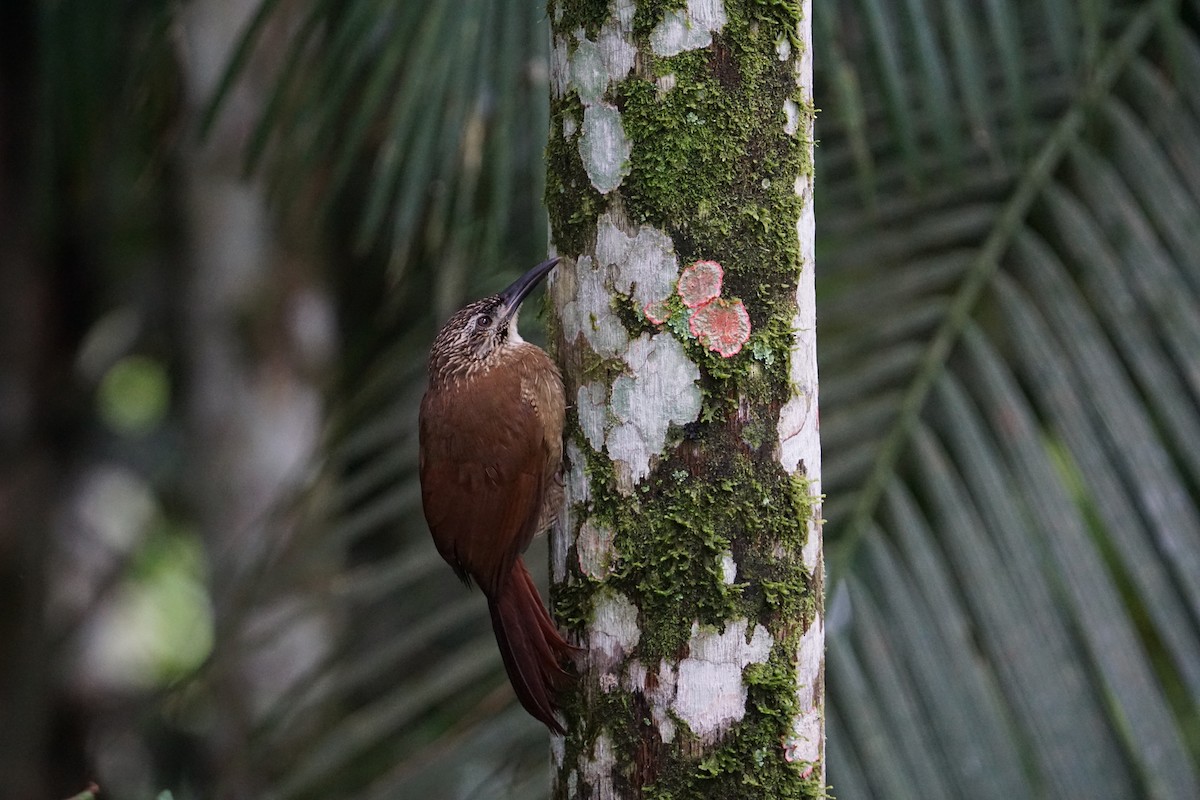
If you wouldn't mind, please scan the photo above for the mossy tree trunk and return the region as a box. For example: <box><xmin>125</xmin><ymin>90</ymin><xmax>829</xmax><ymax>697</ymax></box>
<box><xmin>545</xmin><ymin>1</ymin><xmax>822</xmax><ymax>797</ymax></box>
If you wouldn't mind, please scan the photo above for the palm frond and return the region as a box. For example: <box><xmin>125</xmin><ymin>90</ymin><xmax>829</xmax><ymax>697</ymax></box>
<box><xmin>208</xmin><ymin>0</ymin><xmax>550</xmax><ymax>293</ymax></box>
<box><xmin>821</xmin><ymin>0</ymin><xmax>1200</xmax><ymax>795</ymax></box>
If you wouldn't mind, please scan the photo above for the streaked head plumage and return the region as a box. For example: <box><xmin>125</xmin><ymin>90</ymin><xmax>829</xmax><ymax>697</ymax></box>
<box><xmin>426</xmin><ymin>257</ymin><xmax>559</xmax><ymax>385</ymax></box>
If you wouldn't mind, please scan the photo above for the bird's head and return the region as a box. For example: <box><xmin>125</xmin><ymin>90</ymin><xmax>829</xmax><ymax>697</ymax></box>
<box><xmin>428</xmin><ymin>257</ymin><xmax>559</xmax><ymax>383</ymax></box>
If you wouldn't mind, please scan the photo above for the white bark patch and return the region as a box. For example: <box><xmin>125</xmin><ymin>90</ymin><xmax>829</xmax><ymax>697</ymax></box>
<box><xmin>570</xmin><ymin>38</ymin><xmax>607</xmax><ymax>105</ymax></box>
<box><xmin>593</xmin><ymin>211</ymin><xmax>630</xmax><ymax>270</ymax></box>
<box><xmin>565</xmin><ymin>440</ymin><xmax>591</xmax><ymax>506</ymax></box>
<box><xmin>783</xmin><ymin>98</ymin><xmax>800</xmax><ymax>137</ymax></box>
<box><xmin>579</xmin><ymin>104</ymin><xmax>632</xmax><ymax>194</ymax></box>
<box><xmin>589</xmin><ymin>589</ymin><xmax>641</xmax><ymax>673</ymax></box>
<box><xmin>778</xmin><ymin>0</ymin><xmax>820</xmax><ymax>575</ymax></box>
<box><xmin>617</xmin><ymin>225</ymin><xmax>678</xmax><ymax>308</ymax></box>
<box><xmin>656</xmin><ymin>73</ymin><xmax>677</xmax><ymax>97</ymax></box>
<box><xmin>560</xmin><ymin>255</ymin><xmax>629</xmax><ymax>357</ymax></box>
<box><xmin>608</xmin><ymin>333</ymin><xmax>701</xmax><ymax>491</ymax></box>
<box><xmin>650</xmin><ymin>0</ymin><xmax>728</xmax><ymax>57</ymax></box>
<box><xmin>595</xmin><ymin>208</ymin><xmax>679</xmax><ymax>308</ymax></box>
<box><xmin>582</xmin><ymin>732</ymin><xmax>618</xmax><ymax>800</ymax></box>
<box><xmin>552</xmin><ymin>522</ymin><xmax>570</xmax><ymax>584</ymax></box>
<box><xmin>577</xmin><ymin>381</ymin><xmax>608</xmax><ymax>451</ymax></box>
<box><xmin>609</xmin><ymin>0</ymin><xmax>635</xmax><ymax>28</ymax></box>
<box><xmin>670</xmin><ymin>619</ymin><xmax>773</xmax><ymax>741</ymax></box>
<box><xmin>624</xmin><ymin>659</ymin><xmax>678</xmax><ymax>742</ymax></box>
<box><xmin>597</xmin><ymin>0</ymin><xmax>636</xmax><ymax>81</ymax></box>
<box><xmin>720</xmin><ymin>550</ymin><xmax>738</xmax><ymax>584</ymax></box>
<box><xmin>551</xmin><ymin>734</ymin><xmax>566</xmax><ymax>768</ymax></box>
<box><xmin>554</xmin><ymin>441</ymin><xmax>590</xmax><ymax>582</ymax></box>
<box><xmin>550</xmin><ymin>34</ymin><xmax>570</xmax><ymax>98</ymax></box>
<box><xmin>785</xmin><ymin>612</ymin><xmax>824</xmax><ymax>766</ymax></box>
<box><xmin>563</xmin><ymin>112</ymin><xmax>578</xmax><ymax>139</ymax></box>
<box><xmin>784</xmin><ymin>0</ymin><xmax>824</xmax><ymax>780</ymax></box>
<box><xmin>568</xmin><ymin>0</ymin><xmax>636</xmax><ymax>105</ymax></box>
<box><xmin>577</xmin><ymin>517</ymin><xmax>616</xmax><ymax>579</ymax></box>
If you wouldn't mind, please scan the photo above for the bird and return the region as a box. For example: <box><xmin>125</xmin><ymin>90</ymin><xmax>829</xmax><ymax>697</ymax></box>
<box><xmin>418</xmin><ymin>256</ymin><xmax>574</xmax><ymax>733</ymax></box>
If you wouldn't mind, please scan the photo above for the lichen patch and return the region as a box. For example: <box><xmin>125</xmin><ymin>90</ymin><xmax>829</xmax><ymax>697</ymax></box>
<box><xmin>570</xmin><ymin>38</ymin><xmax>608</xmax><ymax>105</ymax></box>
<box><xmin>560</xmin><ymin>255</ymin><xmax>629</xmax><ymax>357</ymax></box>
<box><xmin>578</xmin><ymin>517</ymin><xmax>617</xmax><ymax>579</ymax></box>
<box><xmin>784</xmin><ymin>98</ymin><xmax>800</xmax><ymax>136</ymax></box>
<box><xmin>581</xmin><ymin>731</ymin><xmax>618</xmax><ymax>800</ymax></box>
<box><xmin>607</xmin><ymin>333</ymin><xmax>702</xmax><ymax>490</ymax></box>
<box><xmin>650</xmin><ymin>0</ymin><xmax>728</xmax><ymax>57</ymax></box>
<box><xmin>554</xmin><ymin>440</ymin><xmax>591</xmax><ymax>582</ymax></box>
<box><xmin>579</xmin><ymin>104</ymin><xmax>632</xmax><ymax>194</ymax></box>
<box><xmin>670</xmin><ymin>619</ymin><xmax>773</xmax><ymax>741</ymax></box>
<box><xmin>625</xmin><ymin>658</ymin><xmax>679</xmax><ymax>742</ymax></box>
<box><xmin>550</xmin><ymin>34</ymin><xmax>570</xmax><ymax>98</ymax></box>
<box><xmin>577</xmin><ymin>381</ymin><xmax>608</xmax><ymax>451</ymax></box>
<box><xmin>784</xmin><ymin>612</ymin><xmax>824</xmax><ymax>768</ymax></box>
<box><xmin>589</xmin><ymin>589</ymin><xmax>641</xmax><ymax>670</ymax></box>
<box><xmin>677</xmin><ymin>259</ymin><xmax>724</xmax><ymax>307</ymax></box>
<box><xmin>617</xmin><ymin>226</ymin><xmax>678</xmax><ymax>308</ymax></box>
<box><xmin>595</xmin><ymin>208</ymin><xmax>679</xmax><ymax>308</ymax></box>
<box><xmin>720</xmin><ymin>550</ymin><xmax>738</xmax><ymax>584</ymax></box>
<box><xmin>597</xmin><ymin>3</ymin><xmax>636</xmax><ymax>82</ymax></box>
<box><xmin>689</xmin><ymin>297</ymin><xmax>752</xmax><ymax>357</ymax></box>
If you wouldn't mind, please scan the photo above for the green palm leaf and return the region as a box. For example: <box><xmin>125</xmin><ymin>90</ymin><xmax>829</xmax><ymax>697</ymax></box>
<box><xmin>821</xmin><ymin>0</ymin><xmax>1200</xmax><ymax>796</ymax></box>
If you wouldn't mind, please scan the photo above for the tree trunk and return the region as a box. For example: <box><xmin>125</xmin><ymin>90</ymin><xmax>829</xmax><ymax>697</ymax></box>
<box><xmin>0</xmin><ymin>3</ymin><xmax>56</xmax><ymax>795</ymax></box>
<box><xmin>546</xmin><ymin>1</ymin><xmax>822</xmax><ymax>797</ymax></box>
<box><xmin>175</xmin><ymin>4</ymin><xmax>334</xmax><ymax>795</ymax></box>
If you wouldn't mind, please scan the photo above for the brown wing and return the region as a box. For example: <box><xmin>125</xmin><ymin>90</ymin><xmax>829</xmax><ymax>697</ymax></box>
<box><xmin>419</xmin><ymin>369</ymin><xmax>548</xmax><ymax>597</ymax></box>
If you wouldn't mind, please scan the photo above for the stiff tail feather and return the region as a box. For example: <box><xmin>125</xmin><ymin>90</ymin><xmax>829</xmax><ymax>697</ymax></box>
<box><xmin>487</xmin><ymin>558</ymin><xmax>575</xmax><ymax>733</ymax></box>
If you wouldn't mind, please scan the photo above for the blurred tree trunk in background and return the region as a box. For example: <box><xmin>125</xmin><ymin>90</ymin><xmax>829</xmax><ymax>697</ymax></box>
<box><xmin>174</xmin><ymin>2</ymin><xmax>334</xmax><ymax>796</ymax></box>
<box><xmin>546</xmin><ymin>1</ymin><xmax>823</xmax><ymax>796</ymax></box>
<box><xmin>0</xmin><ymin>1</ymin><xmax>57</xmax><ymax>795</ymax></box>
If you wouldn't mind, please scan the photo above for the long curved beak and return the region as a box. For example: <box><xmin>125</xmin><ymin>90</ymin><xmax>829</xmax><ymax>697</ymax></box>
<box><xmin>499</xmin><ymin>256</ymin><xmax>560</xmax><ymax>321</ymax></box>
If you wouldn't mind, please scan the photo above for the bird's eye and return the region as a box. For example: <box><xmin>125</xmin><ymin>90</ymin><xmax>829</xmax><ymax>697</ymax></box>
<box><xmin>476</xmin><ymin>314</ymin><xmax>493</xmax><ymax>328</ymax></box>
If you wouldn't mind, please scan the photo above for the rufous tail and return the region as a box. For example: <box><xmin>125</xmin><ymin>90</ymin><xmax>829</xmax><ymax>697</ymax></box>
<box><xmin>487</xmin><ymin>558</ymin><xmax>575</xmax><ymax>733</ymax></box>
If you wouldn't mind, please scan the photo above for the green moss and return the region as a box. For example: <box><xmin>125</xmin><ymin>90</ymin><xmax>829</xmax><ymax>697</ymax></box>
<box><xmin>749</xmin><ymin>0</ymin><xmax>804</xmax><ymax>49</ymax></box>
<box><xmin>552</xmin><ymin>0</ymin><xmax>612</xmax><ymax>39</ymax></box>
<box><xmin>632</xmin><ymin>0</ymin><xmax>689</xmax><ymax>36</ymax></box>
<box><xmin>548</xmin><ymin>1</ymin><xmax>815</xmax><ymax>420</ymax></box>
<box><xmin>580</xmin><ymin>349</ymin><xmax>631</xmax><ymax>385</ymax></box>
<box><xmin>617</xmin><ymin>15</ymin><xmax>806</xmax><ymax>323</ymax></box>
<box><xmin>553</xmin><ymin>570</ymin><xmax>600</xmax><ymax>632</ymax></box>
<box><xmin>609</xmin><ymin>468</ymin><xmax>745</xmax><ymax>659</ymax></box>
<box><xmin>545</xmin><ymin>91</ymin><xmax>604</xmax><ymax>255</ymax></box>
<box><xmin>611</xmin><ymin>5</ymin><xmax>810</xmax><ymax>425</ymax></box>
<box><xmin>557</xmin><ymin>682</ymin><xmax>645</xmax><ymax>798</ymax></box>
<box><xmin>789</xmin><ymin>471</ymin><xmax>822</xmax><ymax>537</ymax></box>
<box><xmin>565</xmin><ymin>419</ymin><xmax>813</xmax><ymax>661</ymax></box>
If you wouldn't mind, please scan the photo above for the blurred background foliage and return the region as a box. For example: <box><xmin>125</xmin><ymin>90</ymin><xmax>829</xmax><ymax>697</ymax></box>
<box><xmin>2</xmin><ymin>0</ymin><xmax>1199</xmax><ymax>798</ymax></box>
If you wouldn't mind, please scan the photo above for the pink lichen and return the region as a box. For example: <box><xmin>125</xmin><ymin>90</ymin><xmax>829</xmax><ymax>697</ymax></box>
<box><xmin>783</xmin><ymin>737</ymin><xmax>816</xmax><ymax>775</ymax></box>
<box><xmin>643</xmin><ymin>298</ymin><xmax>671</xmax><ymax>325</ymax></box>
<box><xmin>688</xmin><ymin>297</ymin><xmax>751</xmax><ymax>357</ymax></box>
<box><xmin>677</xmin><ymin>260</ymin><xmax>723</xmax><ymax>308</ymax></box>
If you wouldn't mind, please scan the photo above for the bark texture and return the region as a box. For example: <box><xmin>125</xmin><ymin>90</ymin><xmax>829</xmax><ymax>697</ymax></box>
<box><xmin>546</xmin><ymin>1</ymin><xmax>822</xmax><ymax>797</ymax></box>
